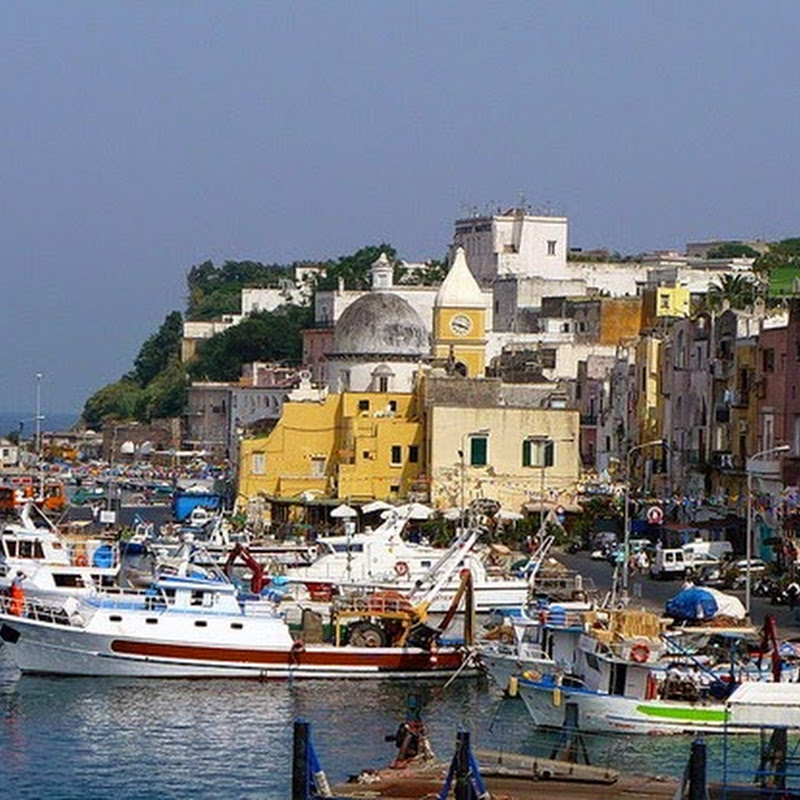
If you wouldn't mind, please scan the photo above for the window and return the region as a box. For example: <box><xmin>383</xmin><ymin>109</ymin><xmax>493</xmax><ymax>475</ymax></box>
<box><xmin>762</xmin><ymin>348</ymin><xmax>775</xmax><ymax>373</ymax></box>
<box><xmin>378</xmin><ymin>376</ymin><xmax>389</xmax><ymax>392</ymax></box>
<box><xmin>547</xmin><ymin>240</ymin><xmax>557</xmax><ymax>256</ymax></box>
<box><xmin>469</xmin><ymin>436</ymin><xmax>488</xmax><ymax>466</ymax></box>
<box><xmin>252</xmin><ymin>452</ymin><xmax>265</xmax><ymax>475</ymax></box>
<box><xmin>390</xmin><ymin>445</ymin><xmax>402</xmax><ymax>466</ymax></box>
<box><xmin>522</xmin><ymin>438</ymin><xmax>555</xmax><ymax>468</ymax></box>
<box><xmin>310</xmin><ymin>455</ymin><xmax>326</xmax><ymax>477</ymax></box>
<box><xmin>388</xmin><ymin>400</ymin><xmax>397</xmax><ymax>412</ymax></box>
<box><xmin>408</xmin><ymin>445</ymin><xmax>419</xmax><ymax>463</ymax></box>
<box><xmin>358</xmin><ymin>399</ymin><xmax>369</xmax><ymax>412</ymax></box>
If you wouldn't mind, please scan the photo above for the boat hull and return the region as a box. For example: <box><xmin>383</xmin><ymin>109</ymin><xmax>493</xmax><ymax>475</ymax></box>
<box><xmin>0</xmin><ymin>614</ymin><xmax>475</xmax><ymax>680</ymax></box>
<box><xmin>517</xmin><ymin>678</ymin><xmax>739</xmax><ymax>735</ymax></box>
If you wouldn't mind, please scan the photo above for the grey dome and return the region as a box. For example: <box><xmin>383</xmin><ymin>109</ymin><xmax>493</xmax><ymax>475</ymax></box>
<box><xmin>333</xmin><ymin>293</ymin><xmax>428</xmax><ymax>356</ymax></box>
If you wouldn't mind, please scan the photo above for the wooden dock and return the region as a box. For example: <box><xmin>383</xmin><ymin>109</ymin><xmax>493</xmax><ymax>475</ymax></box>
<box><xmin>328</xmin><ymin>766</ymin><xmax>680</xmax><ymax>799</ymax></box>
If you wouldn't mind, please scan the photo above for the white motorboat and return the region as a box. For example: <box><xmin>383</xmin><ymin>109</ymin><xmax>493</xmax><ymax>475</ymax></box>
<box><xmin>0</xmin><ymin>572</ymin><xmax>477</xmax><ymax>680</ymax></box>
<box><xmin>281</xmin><ymin>511</ymin><xmax>550</xmax><ymax>613</ymax></box>
<box><xmin>0</xmin><ymin>503</ymin><xmax>120</xmax><ymax>601</ymax></box>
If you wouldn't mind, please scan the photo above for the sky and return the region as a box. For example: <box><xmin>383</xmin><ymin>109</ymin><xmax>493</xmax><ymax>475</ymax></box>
<box><xmin>2</xmin><ymin>1</ymin><xmax>799</xmax><ymax>415</ymax></box>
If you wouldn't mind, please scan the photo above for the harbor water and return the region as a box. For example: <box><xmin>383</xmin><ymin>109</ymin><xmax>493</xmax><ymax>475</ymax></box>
<box><xmin>0</xmin><ymin>647</ymin><xmax>781</xmax><ymax>799</ymax></box>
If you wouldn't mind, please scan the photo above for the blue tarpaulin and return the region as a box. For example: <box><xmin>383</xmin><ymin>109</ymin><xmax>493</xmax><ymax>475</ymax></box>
<box><xmin>665</xmin><ymin>587</ymin><xmax>719</xmax><ymax>621</ymax></box>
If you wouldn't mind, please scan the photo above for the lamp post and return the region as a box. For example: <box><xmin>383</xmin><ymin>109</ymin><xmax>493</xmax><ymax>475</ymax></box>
<box><xmin>623</xmin><ymin>439</ymin><xmax>665</xmax><ymax>593</ymax></box>
<box><xmin>745</xmin><ymin>444</ymin><xmax>789</xmax><ymax>617</ymax></box>
<box><xmin>34</xmin><ymin>372</ymin><xmax>43</xmax><ymax>459</ymax></box>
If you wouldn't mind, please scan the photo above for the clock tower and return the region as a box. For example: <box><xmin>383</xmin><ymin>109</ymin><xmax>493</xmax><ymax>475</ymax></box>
<box><xmin>432</xmin><ymin>247</ymin><xmax>487</xmax><ymax>377</ymax></box>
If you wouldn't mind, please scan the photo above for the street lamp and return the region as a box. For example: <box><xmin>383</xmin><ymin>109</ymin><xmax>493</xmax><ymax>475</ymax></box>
<box><xmin>745</xmin><ymin>444</ymin><xmax>789</xmax><ymax>617</ymax></box>
<box><xmin>458</xmin><ymin>429</ymin><xmax>489</xmax><ymax>531</ymax></box>
<box><xmin>623</xmin><ymin>439</ymin><xmax>665</xmax><ymax>593</ymax></box>
<box><xmin>34</xmin><ymin>372</ymin><xmax>43</xmax><ymax>459</ymax></box>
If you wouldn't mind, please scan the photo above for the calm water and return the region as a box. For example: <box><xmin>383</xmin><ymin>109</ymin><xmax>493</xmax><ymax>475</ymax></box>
<box><xmin>1</xmin><ymin>646</ymin><xmax>781</xmax><ymax>799</ymax></box>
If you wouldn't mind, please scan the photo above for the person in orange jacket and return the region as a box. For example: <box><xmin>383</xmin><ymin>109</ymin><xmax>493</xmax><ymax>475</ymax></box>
<box><xmin>9</xmin><ymin>571</ymin><xmax>25</xmax><ymax>616</ymax></box>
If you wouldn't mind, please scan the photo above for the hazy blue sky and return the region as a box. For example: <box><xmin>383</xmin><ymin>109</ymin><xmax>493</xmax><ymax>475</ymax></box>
<box><xmin>2</xmin><ymin>2</ymin><xmax>799</xmax><ymax>415</ymax></box>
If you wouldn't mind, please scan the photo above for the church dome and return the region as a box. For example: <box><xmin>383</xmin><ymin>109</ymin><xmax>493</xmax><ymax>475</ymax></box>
<box><xmin>332</xmin><ymin>292</ymin><xmax>428</xmax><ymax>357</ymax></box>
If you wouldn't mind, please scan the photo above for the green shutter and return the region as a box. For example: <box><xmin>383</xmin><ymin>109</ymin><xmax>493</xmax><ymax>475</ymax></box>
<box><xmin>470</xmin><ymin>436</ymin><xmax>488</xmax><ymax>466</ymax></box>
<box><xmin>522</xmin><ymin>439</ymin><xmax>531</xmax><ymax>467</ymax></box>
<box><xmin>545</xmin><ymin>441</ymin><xmax>555</xmax><ymax>467</ymax></box>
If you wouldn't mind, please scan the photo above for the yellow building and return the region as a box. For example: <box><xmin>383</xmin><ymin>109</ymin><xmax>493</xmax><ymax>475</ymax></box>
<box><xmin>633</xmin><ymin>334</ymin><xmax>664</xmax><ymax>445</ymax></box>
<box><xmin>432</xmin><ymin>247</ymin><xmax>487</xmax><ymax>377</ymax></box>
<box><xmin>422</xmin><ymin>375</ymin><xmax>581</xmax><ymax>514</ymax></box>
<box><xmin>238</xmin><ymin>391</ymin><xmax>425</xmax><ymax>518</ymax></box>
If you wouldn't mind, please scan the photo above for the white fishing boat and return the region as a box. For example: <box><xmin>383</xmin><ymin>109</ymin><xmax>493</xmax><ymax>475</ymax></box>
<box><xmin>0</xmin><ymin>571</ymin><xmax>477</xmax><ymax>680</ymax></box>
<box><xmin>515</xmin><ymin>613</ymin><xmax>796</xmax><ymax>735</ymax></box>
<box><xmin>477</xmin><ymin>603</ymin><xmax>590</xmax><ymax>692</ymax></box>
<box><xmin>280</xmin><ymin>511</ymin><xmax>549</xmax><ymax>614</ymax></box>
<box><xmin>0</xmin><ymin>503</ymin><xmax>120</xmax><ymax>601</ymax></box>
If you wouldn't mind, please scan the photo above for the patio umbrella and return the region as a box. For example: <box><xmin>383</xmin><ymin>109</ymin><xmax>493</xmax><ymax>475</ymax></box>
<box><xmin>361</xmin><ymin>500</ymin><xmax>394</xmax><ymax>514</ymax></box>
<box><xmin>496</xmin><ymin>509</ymin><xmax>524</xmax><ymax>521</ymax></box>
<box><xmin>383</xmin><ymin>502</ymin><xmax>433</xmax><ymax>520</ymax></box>
<box><xmin>330</xmin><ymin>503</ymin><xmax>357</xmax><ymax>519</ymax></box>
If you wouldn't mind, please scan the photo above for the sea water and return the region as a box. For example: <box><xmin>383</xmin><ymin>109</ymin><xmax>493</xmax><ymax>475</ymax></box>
<box><xmin>0</xmin><ymin>648</ymin><xmax>777</xmax><ymax>799</ymax></box>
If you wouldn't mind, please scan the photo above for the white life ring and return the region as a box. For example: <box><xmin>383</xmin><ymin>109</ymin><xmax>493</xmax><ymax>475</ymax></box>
<box><xmin>394</xmin><ymin>561</ymin><xmax>410</xmax><ymax>577</ymax></box>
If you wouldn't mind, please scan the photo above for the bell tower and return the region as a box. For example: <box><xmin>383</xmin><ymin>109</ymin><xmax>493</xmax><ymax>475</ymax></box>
<box><xmin>432</xmin><ymin>247</ymin><xmax>486</xmax><ymax>377</ymax></box>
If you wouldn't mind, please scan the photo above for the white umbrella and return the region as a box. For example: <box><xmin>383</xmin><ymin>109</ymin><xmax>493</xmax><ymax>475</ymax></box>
<box><xmin>395</xmin><ymin>502</ymin><xmax>433</xmax><ymax>520</ymax></box>
<box><xmin>496</xmin><ymin>509</ymin><xmax>524</xmax><ymax>521</ymax></box>
<box><xmin>330</xmin><ymin>503</ymin><xmax>357</xmax><ymax>519</ymax></box>
<box><xmin>382</xmin><ymin>502</ymin><xmax>433</xmax><ymax>521</ymax></box>
<box><xmin>443</xmin><ymin>508</ymin><xmax>462</xmax><ymax>521</ymax></box>
<box><xmin>361</xmin><ymin>500</ymin><xmax>394</xmax><ymax>514</ymax></box>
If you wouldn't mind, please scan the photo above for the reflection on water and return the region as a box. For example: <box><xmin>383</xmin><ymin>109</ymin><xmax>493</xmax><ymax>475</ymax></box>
<box><xmin>0</xmin><ymin>649</ymin><xmax>783</xmax><ymax>798</ymax></box>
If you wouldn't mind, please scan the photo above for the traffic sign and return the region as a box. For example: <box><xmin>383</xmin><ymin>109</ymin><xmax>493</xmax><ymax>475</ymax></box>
<box><xmin>647</xmin><ymin>506</ymin><xmax>663</xmax><ymax>525</ymax></box>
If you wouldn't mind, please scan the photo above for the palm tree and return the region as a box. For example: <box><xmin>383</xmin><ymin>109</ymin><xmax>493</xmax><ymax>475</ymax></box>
<box><xmin>706</xmin><ymin>273</ymin><xmax>757</xmax><ymax>312</ymax></box>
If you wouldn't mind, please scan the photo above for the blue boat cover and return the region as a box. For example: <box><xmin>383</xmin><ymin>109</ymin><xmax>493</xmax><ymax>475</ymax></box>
<box><xmin>665</xmin><ymin>587</ymin><xmax>719</xmax><ymax>621</ymax></box>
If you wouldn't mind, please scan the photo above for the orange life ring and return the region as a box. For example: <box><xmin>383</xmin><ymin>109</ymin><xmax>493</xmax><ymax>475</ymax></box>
<box><xmin>74</xmin><ymin>554</ymin><xmax>89</xmax><ymax>567</ymax></box>
<box><xmin>394</xmin><ymin>561</ymin><xmax>410</xmax><ymax>577</ymax></box>
<box><xmin>631</xmin><ymin>643</ymin><xmax>650</xmax><ymax>664</ymax></box>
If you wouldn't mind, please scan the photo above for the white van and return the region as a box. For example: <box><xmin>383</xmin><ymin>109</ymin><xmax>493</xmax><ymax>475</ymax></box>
<box><xmin>650</xmin><ymin>546</ymin><xmax>688</xmax><ymax>580</ymax></box>
<box><xmin>683</xmin><ymin>539</ymin><xmax>733</xmax><ymax>562</ymax></box>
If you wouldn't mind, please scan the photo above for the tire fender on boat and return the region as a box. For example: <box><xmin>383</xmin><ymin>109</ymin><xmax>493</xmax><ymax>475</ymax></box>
<box><xmin>394</xmin><ymin>561</ymin><xmax>409</xmax><ymax>577</ymax></box>
<box><xmin>290</xmin><ymin>640</ymin><xmax>305</xmax><ymax>665</ymax></box>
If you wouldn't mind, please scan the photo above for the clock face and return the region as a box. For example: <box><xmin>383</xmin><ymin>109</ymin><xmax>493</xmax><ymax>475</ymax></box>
<box><xmin>450</xmin><ymin>314</ymin><xmax>472</xmax><ymax>336</ymax></box>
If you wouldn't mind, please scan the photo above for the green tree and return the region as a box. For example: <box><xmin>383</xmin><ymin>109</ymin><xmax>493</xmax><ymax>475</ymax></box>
<box><xmin>395</xmin><ymin>258</ymin><xmax>447</xmax><ymax>286</ymax></box>
<box><xmin>316</xmin><ymin>244</ymin><xmax>396</xmax><ymax>290</ymax></box>
<box><xmin>82</xmin><ymin>379</ymin><xmax>143</xmax><ymax>429</ymax></box>
<box><xmin>130</xmin><ymin>311</ymin><xmax>183</xmax><ymax>386</ymax></box>
<box><xmin>706</xmin><ymin>273</ymin><xmax>757</xmax><ymax>312</ymax></box>
<box><xmin>186</xmin><ymin>259</ymin><xmax>294</xmax><ymax>320</ymax></box>
<box><xmin>706</xmin><ymin>243</ymin><xmax>760</xmax><ymax>259</ymax></box>
<box><xmin>188</xmin><ymin>304</ymin><xmax>313</xmax><ymax>381</ymax></box>
<box><xmin>136</xmin><ymin>359</ymin><xmax>188</xmax><ymax>420</ymax></box>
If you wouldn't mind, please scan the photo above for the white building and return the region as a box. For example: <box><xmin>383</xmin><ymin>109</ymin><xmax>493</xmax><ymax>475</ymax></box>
<box><xmin>452</xmin><ymin>207</ymin><xmax>570</xmax><ymax>284</ymax></box>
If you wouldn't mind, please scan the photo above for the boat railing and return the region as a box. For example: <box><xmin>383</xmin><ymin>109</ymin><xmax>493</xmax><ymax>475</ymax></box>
<box><xmin>0</xmin><ymin>593</ymin><xmax>83</xmax><ymax>627</ymax></box>
<box><xmin>333</xmin><ymin>590</ymin><xmax>415</xmax><ymax>617</ymax></box>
